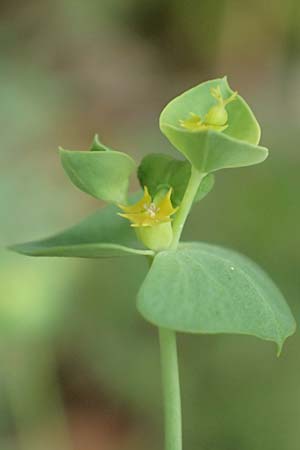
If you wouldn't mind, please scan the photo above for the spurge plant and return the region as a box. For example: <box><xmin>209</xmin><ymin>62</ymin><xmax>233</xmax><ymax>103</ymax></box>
<box><xmin>11</xmin><ymin>77</ymin><xmax>296</xmax><ymax>450</ymax></box>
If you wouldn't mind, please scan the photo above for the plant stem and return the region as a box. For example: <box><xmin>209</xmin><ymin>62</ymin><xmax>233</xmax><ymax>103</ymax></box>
<box><xmin>159</xmin><ymin>328</ymin><xmax>182</xmax><ymax>450</ymax></box>
<box><xmin>156</xmin><ymin>167</ymin><xmax>205</xmax><ymax>450</ymax></box>
<box><xmin>171</xmin><ymin>166</ymin><xmax>206</xmax><ymax>249</ymax></box>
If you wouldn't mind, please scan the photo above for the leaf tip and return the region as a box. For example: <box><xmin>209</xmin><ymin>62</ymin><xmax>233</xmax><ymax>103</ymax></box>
<box><xmin>260</xmin><ymin>146</ymin><xmax>269</xmax><ymax>162</ymax></box>
<box><xmin>276</xmin><ymin>320</ymin><xmax>296</xmax><ymax>357</ymax></box>
<box><xmin>7</xmin><ymin>242</ymin><xmax>31</xmax><ymax>256</ymax></box>
<box><xmin>58</xmin><ymin>146</ymin><xmax>68</xmax><ymax>156</ymax></box>
<box><xmin>222</xmin><ymin>74</ymin><xmax>228</xmax><ymax>83</ymax></box>
<box><xmin>90</xmin><ymin>134</ymin><xmax>108</xmax><ymax>152</ymax></box>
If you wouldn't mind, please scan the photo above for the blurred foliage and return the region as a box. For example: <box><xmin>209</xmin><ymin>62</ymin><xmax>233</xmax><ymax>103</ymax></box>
<box><xmin>1</xmin><ymin>0</ymin><xmax>300</xmax><ymax>449</ymax></box>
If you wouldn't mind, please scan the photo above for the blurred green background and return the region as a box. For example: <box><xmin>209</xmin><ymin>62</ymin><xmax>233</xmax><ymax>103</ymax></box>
<box><xmin>1</xmin><ymin>1</ymin><xmax>300</xmax><ymax>449</ymax></box>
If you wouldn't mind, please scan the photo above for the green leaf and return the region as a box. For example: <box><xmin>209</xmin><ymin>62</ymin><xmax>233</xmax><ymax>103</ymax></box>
<box><xmin>137</xmin><ymin>153</ymin><xmax>214</xmax><ymax>206</ymax></box>
<box><xmin>159</xmin><ymin>77</ymin><xmax>268</xmax><ymax>172</ymax></box>
<box><xmin>137</xmin><ymin>242</ymin><xmax>296</xmax><ymax>352</ymax></box>
<box><xmin>10</xmin><ymin>201</ymin><xmax>153</xmax><ymax>258</ymax></box>
<box><xmin>59</xmin><ymin>140</ymin><xmax>136</xmax><ymax>204</ymax></box>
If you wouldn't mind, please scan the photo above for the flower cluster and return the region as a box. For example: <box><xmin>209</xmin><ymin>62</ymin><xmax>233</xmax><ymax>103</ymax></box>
<box><xmin>118</xmin><ymin>186</ymin><xmax>178</xmax><ymax>228</ymax></box>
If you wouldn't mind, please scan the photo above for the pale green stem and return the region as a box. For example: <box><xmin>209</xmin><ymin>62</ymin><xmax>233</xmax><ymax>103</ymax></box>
<box><xmin>159</xmin><ymin>328</ymin><xmax>182</xmax><ymax>450</ymax></box>
<box><xmin>171</xmin><ymin>166</ymin><xmax>206</xmax><ymax>249</ymax></box>
<box><xmin>156</xmin><ymin>166</ymin><xmax>205</xmax><ymax>450</ymax></box>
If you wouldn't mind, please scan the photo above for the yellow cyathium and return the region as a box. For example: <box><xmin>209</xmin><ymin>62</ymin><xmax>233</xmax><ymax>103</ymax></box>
<box><xmin>118</xmin><ymin>186</ymin><xmax>178</xmax><ymax>228</ymax></box>
<box><xmin>179</xmin><ymin>85</ymin><xmax>237</xmax><ymax>132</ymax></box>
<box><xmin>118</xmin><ymin>186</ymin><xmax>178</xmax><ymax>251</ymax></box>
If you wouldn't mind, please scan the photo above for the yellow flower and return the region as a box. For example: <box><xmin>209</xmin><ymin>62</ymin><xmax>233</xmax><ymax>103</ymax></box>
<box><xmin>118</xmin><ymin>186</ymin><xmax>178</xmax><ymax>228</ymax></box>
<box><xmin>179</xmin><ymin>112</ymin><xmax>205</xmax><ymax>131</ymax></box>
<box><xmin>180</xmin><ymin>85</ymin><xmax>237</xmax><ymax>132</ymax></box>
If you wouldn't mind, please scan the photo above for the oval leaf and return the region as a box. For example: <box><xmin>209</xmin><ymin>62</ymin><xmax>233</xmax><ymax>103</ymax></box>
<box><xmin>137</xmin><ymin>242</ymin><xmax>296</xmax><ymax>352</ymax></box>
<box><xmin>60</xmin><ymin>143</ymin><xmax>136</xmax><ymax>204</ymax></box>
<box><xmin>10</xmin><ymin>201</ymin><xmax>153</xmax><ymax>258</ymax></box>
<box><xmin>138</xmin><ymin>153</ymin><xmax>214</xmax><ymax>206</ymax></box>
<box><xmin>159</xmin><ymin>77</ymin><xmax>268</xmax><ymax>172</ymax></box>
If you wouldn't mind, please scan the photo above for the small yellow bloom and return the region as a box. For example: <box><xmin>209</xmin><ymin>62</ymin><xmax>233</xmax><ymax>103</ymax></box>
<box><xmin>118</xmin><ymin>186</ymin><xmax>178</xmax><ymax>228</ymax></box>
<box><xmin>179</xmin><ymin>113</ymin><xmax>205</xmax><ymax>131</ymax></box>
<box><xmin>180</xmin><ymin>85</ymin><xmax>237</xmax><ymax>132</ymax></box>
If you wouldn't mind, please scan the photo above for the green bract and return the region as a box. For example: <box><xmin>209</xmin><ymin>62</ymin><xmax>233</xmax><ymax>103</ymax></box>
<box><xmin>137</xmin><ymin>243</ymin><xmax>296</xmax><ymax>353</ymax></box>
<box><xmin>160</xmin><ymin>77</ymin><xmax>268</xmax><ymax>171</ymax></box>
<box><xmin>60</xmin><ymin>135</ymin><xmax>136</xmax><ymax>204</ymax></box>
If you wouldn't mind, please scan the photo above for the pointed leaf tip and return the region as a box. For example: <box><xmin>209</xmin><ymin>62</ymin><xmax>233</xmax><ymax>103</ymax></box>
<box><xmin>89</xmin><ymin>134</ymin><xmax>111</xmax><ymax>152</ymax></box>
<box><xmin>59</xmin><ymin>144</ymin><xmax>136</xmax><ymax>203</ymax></box>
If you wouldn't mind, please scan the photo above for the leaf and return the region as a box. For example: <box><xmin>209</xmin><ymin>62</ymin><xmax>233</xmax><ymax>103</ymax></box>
<box><xmin>137</xmin><ymin>153</ymin><xmax>214</xmax><ymax>207</ymax></box>
<box><xmin>137</xmin><ymin>242</ymin><xmax>296</xmax><ymax>352</ymax></box>
<box><xmin>159</xmin><ymin>77</ymin><xmax>268</xmax><ymax>172</ymax></box>
<box><xmin>59</xmin><ymin>140</ymin><xmax>136</xmax><ymax>204</ymax></box>
<box><xmin>10</xmin><ymin>201</ymin><xmax>153</xmax><ymax>258</ymax></box>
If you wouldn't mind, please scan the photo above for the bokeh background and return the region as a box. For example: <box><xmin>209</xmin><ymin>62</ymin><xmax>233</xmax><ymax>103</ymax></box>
<box><xmin>1</xmin><ymin>1</ymin><xmax>300</xmax><ymax>449</ymax></box>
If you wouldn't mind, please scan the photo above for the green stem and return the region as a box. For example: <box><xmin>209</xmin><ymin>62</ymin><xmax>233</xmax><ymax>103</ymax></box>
<box><xmin>156</xmin><ymin>166</ymin><xmax>205</xmax><ymax>450</ymax></box>
<box><xmin>171</xmin><ymin>166</ymin><xmax>206</xmax><ymax>249</ymax></box>
<box><xmin>159</xmin><ymin>328</ymin><xmax>182</xmax><ymax>450</ymax></box>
